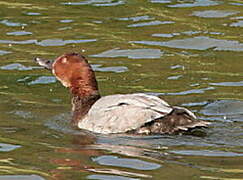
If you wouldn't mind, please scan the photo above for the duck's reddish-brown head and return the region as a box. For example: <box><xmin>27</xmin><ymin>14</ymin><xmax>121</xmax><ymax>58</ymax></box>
<box><xmin>35</xmin><ymin>53</ymin><xmax>99</xmax><ymax>96</ymax></box>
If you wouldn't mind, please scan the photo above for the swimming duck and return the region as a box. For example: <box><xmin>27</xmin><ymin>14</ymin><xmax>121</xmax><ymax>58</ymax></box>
<box><xmin>34</xmin><ymin>53</ymin><xmax>210</xmax><ymax>134</ymax></box>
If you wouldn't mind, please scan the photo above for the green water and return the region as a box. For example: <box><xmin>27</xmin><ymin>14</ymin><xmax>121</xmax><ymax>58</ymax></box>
<box><xmin>0</xmin><ymin>0</ymin><xmax>243</xmax><ymax>179</ymax></box>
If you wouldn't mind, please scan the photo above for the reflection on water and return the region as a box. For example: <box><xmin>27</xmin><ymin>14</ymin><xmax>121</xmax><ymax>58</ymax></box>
<box><xmin>132</xmin><ymin>36</ymin><xmax>243</xmax><ymax>51</ymax></box>
<box><xmin>0</xmin><ymin>20</ymin><xmax>27</xmax><ymax>27</ymax></box>
<box><xmin>167</xmin><ymin>0</ymin><xmax>220</xmax><ymax>7</ymax></box>
<box><xmin>6</xmin><ymin>31</ymin><xmax>33</xmax><ymax>36</ymax></box>
<box><xmin>92</xmin><ymin>64</ymin><xmax>128</xmax><ymax>73</ymax></box>
<box><xmin>59</xmin><ymin>19</ymin><xmax>74</xmax><ymax>23</ymax></box>
<box><xmin>92</xmin><ymin>155</ymin><xmax>161</xmax><ymax>170</ymax></box>
<box><xmin>210</xmin><ymin>81</ymin><xmax>243</xmax><ymax>87</ymax></box>
<box><xmin>62</xmin><ymin>0</ymin><xmax>125</xmax><ymax>6</ymax></box>
<box><xmin>230</xmin><ymin>20</ymin><xmax>243</xmax><ymax>27</ymax></box>
<box><xmin>200</xmin><ymin>100</ymin><xmax>243</xmax><ymax>117</ymax></box>
<box><xmin>91</xmin><ymin>48</ymin><xmax>163</xmax><ymax>59</ymax></box>
<box><xmin>170</xmin><ymin>150</ymin><xmax>243</xmax><ymax>157</ymax></box>
<box><xmin>87</xmin><ymin>174</ymin><xmax>139</xmax><ymax>180</ymax></box>
<box><xmin>150</xmin><ymin>0</ymin><xmax>171</xmax><ymax>4</ymax></box>
<box><xmin>0</xmin><ymin>143</ymin><xmax>21</xmax><ymax>152</ymax></box>
<box><xmin>0</xmin><ymin>50</ymin><xmax>11</xmax><ymax>55</ymax></box>
<box><xmin>0</xmin><ymin>39</ymin><xmax>97</xmax><ymax>46</ymax></box>
<box><xmin>27</xmin><ymin>76</ymin><xmax>57</xmax><ymax>85</ymax></box>
<box><xmin>36</xmin><ymin>39</ymin><xmax>97</xmax><ymax>47</ymax></box>
<box><xmin>192</xmin><ymin>10</ymin><xmax>239</xmax><ymax>18</ymax></box>
<box><xmin>167</xmin><ymin>75</ymin><xmax>182</xmax><ymax>80</ymax></box>
<box><xmin>0</xmin><ymin>175</ymin><xmax>45</xmax><ymax>180</ymax></box>
<box><xmin>0</xmin><ymin>63</ymin><xmax>40</xmax><ymax>71</ymax></box>
<box><xmin>150</xmin><ymin>0</ymin><xmax>220</xmax><ymax>7</ymax></box>
<box><xmin>127</xmin><ymin>20</ymin><xmax>174</xmax><ymax>27</ymax></box>
<box><xmin>24</xmin><ymin>12</ymin><xmax>41</xmax><ymax>16</ymax></box>
<box><xmin>230</xmin><ymin>2</ymin><xmax>243</xmax><ymax>6</ymax></box>
<box><xmin>9</xmin><ymin>110</ymin><xmax>34</xmax><ymax>119</ymax></box>
<box><xmin>117</xmin><ymin>15</ymin><xmax>154</xmax><ymax>22</ymax></box>
<box><xmin>152</xmin><ymin>31</ymin><xmax>224</xmax><ymax>38</ymax></box>
<box><xmin>0</xmin><ymin>0</ymin><xmax>243</xmax><ymax>179</ymax></box>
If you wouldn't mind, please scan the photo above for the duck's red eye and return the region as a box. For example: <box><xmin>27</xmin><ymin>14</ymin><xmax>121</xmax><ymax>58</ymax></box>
<box><xmin>61</xmin><ymin>57</ymin><xmax>68</xmax><ymax>64</ymax></box>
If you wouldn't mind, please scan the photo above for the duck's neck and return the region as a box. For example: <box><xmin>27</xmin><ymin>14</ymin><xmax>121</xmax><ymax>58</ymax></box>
<box><xmin>70</xmin><ymin>78</ymin><xmax>101</xmax><ymax>127</ymax></box>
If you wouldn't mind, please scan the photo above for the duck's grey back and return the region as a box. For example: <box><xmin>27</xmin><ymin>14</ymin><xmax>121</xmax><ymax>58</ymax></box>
<box><xmin>78</xmin><ymin>93</ymin><xmax>173</xmax><ymax>134</ymax></box>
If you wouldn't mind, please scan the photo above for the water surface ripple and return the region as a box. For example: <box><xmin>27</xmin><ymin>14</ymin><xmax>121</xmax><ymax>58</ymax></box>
<box><xmin>0</xmin><ymin>0</ymin><xmax>242</xmax><ymax>179</ymax></box>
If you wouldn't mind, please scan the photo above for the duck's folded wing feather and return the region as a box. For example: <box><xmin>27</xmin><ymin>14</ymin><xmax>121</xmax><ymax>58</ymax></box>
<box><xmin>78</xmin><ymin>93</ymin><xmax>173</xmax><ymax>134</ymax></box>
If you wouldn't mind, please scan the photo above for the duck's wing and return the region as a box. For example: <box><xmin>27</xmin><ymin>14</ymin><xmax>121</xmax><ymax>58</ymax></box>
<box><xmin>78</xmin><ymin>93</ymin><xmax>173</xmax><ymax>134</ymax></box>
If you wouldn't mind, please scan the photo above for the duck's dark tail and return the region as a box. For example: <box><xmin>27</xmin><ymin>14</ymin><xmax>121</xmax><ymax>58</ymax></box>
<box><xmin>136</xmin><ymin>107</ymin><xmax>210</xmax><ymax>135</ymax></box>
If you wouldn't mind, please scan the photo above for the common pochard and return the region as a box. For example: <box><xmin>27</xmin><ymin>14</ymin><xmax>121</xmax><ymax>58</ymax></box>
<box><xmin>34</xmin><ymin>53</ymin><xmax>210</xmax><ymax>134</ymax></box>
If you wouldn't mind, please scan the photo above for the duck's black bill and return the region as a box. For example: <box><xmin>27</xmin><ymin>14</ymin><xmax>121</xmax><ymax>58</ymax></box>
<box><xmin>34</xmin><ymin>57</ymin><xmax>53</xmax><ymax>70</ymax></box>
